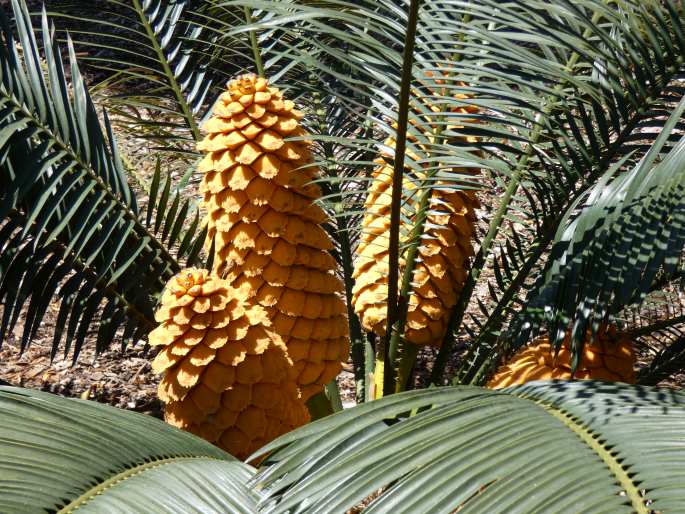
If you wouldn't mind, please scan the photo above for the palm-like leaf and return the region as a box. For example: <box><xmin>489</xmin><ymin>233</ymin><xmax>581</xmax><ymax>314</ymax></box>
<box><xmin>458</xmin><ymin>76</ymin><xmax>685</xmax><ymax>383</ymax></box>
<box><xmin>254</xmin><ymin>381</ymin><xmax>685</xmax><ymax>513</ymax></box>
<box><xmin>512</xmin><ymin>100</ymin><xmax>685</xmax><ymax>363</ymax></box>
<box><xmin>0</xmin><ymin>386</ymin><xmax>256</xmax><ymax>513</ymax></box>
<box><xmin>48</xmin><ymin>0</ymin><xmax>249</xmax><ymax>158</ymax></box>
<box><xmin>0</xmin><ymin>0</ymin><xmax>205</xmax><ymax>360</ymax></box>
<box><xmin>4</xmin><ymin>382</ymin><xmax>685</xmax><ymax>513</ymax></box>
<box><xmin>219</xmin><ymin>0</ymin><xmax>685</xmax><ymax>388</ymax></box>
<box><xmin>619</xmin><ymin>287</ymin><xmax>685</xmax><ymax>385</ymax></box>
<box><xmin>636</xmin><ymin>327</ymin><xmax>685</xmax><ymax>385</ymax></box>
<box><xmin>434</xmin><ymin>0</ymin><xmax>685</xmax><ymax>385</ymax></box>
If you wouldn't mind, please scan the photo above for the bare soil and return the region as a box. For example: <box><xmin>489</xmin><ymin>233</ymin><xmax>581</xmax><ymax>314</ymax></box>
<box><xmin>0</xmin><ymin>298</ymin><xmax>357</xmax><ymax>410</ymax></box>
<box><xmin>0</xmin><ymin>303</ymin><xmax>163</xmax><ymax>416</ymax></box>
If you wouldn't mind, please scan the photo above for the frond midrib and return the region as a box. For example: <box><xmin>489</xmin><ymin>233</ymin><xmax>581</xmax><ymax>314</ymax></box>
<box><xmin>56</xmin><ymin>455</ymin><xmax>222</xmax><ymax>513</ymax></box>
<box><xmin>0</xmin><ymin>82</ymin><xmax>182</xmax><ymax>276</ymax></box>
<box><xmin>5</xmin><ymin>207</ymin><xmax>156</xmax><ymax>331</ymax></box>
<box><xmin>520</xmin><ymin>393</ymin><xmax>648</xmax><ymax>514</ymax></box>
<box><xmin>130</xmin><ymin>0</ymin><xmax>201</xmax><ymax>142</ymax></box>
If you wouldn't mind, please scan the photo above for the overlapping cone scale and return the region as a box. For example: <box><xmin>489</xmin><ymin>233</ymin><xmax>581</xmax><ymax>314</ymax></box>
<box><xmin>150</xmin><ymin>268</ymin><xmax>309</xmax><ymax>460</ymax></box>
<box><xmin>197</xmin><ymin>74</ymin><xmax>349</xmax><ymax>400</ymax></box>
<box><xmin>351</xmin><ymin>83</ymin><xmax>480</xmax><ymax>348</ymax></box>
<box><xmin>487</xmin><ymin>326</ymin><xmax>636</xmax><ymax>389</ymax></box>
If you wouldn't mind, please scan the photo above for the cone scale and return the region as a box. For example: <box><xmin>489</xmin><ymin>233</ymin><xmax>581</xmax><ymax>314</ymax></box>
<box><xmin>197</xmin><ymin>75</ymin><xmax>349</xmax><ymax>400</ymax></box>
<box><xmin>487</xmin><ymin>327</ymin><xmax>636</xmax><ymax>389</ymax></box>
<box><xmin>352</xmin><ymin>84</ymin><xmax>480</xmax><ymax>348</ymax></box>
<box><xmin>150</xmin><ymin>268</ymin><xmax>309</xmax><ymax>460</ymax></box>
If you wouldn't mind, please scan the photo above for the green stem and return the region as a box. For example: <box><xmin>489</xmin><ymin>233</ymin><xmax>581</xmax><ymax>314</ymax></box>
<box><xmin>243</xmin><ymin>6</ymin><xmax>265</xmax><ymax>78</ymax></box>
<box><xmin>395</xmin><ymin>343</ymin><xmax>419</xmax><ymax>392</ymax></box>
<box><xmin>340</xmin><ymin>229</ymin><xmax>368</xmax><ymax>403</ymax></box>
<box><xmin>132</xmin><ymin>0</ymin><xmax>201</xmax><ymax>142</ymax></box>
<box><xmin>306</xmin><ymin>391</ymin><xmax>335</xmax><ymax>420</ymax></box>
<box><xmin>448</xmin><ymin>240</ymin><xmax>546</xmax><ymax>386</ymax></box>
<box><xmin>430</xmin><ymin>128</ymin><xmax>549</xmax><ymax>386</ymax></box>
<box><xmin>388</xmin><ymin>11</ymin><xmax>476</xmax><ymax>394</ymax></box>
<box><xmin>387</xmin><ymin>184</ymin><xmax>432</xmax><ymax>394</ymax></box>
<box><xmin>390</xmin><ymin>11</ymin><xmax>474</xmax><ymax>393</ymax></box>
<box><xmin>380</xmin><ymin>0</ymin><xmax>422</xmax><ymax>398</ymax></box>
<box><xmin>364</xmin><ymin>336</ymin><xmax>375</xmax><ymax>402</ymax></box>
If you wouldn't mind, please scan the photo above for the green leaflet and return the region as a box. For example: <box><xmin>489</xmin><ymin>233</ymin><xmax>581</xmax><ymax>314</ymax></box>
<box><xmin>0</xmin><ymin>386</ymin><xmax>257</xmax><ymax>514</ymax></box>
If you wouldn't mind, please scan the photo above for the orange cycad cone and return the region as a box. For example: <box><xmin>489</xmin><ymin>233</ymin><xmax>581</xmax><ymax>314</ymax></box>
<box><xmin>196</xmin><ymin>74</ymin><xmax>349</xmax><ymax>400</ymax></box>
<box><xmin>487</xmin><ymin>326</ymin><xmax>636</xmax><ymax>389</ymax></box>
<box><xmin>149</xmin><ymin>268</ymin><xmax>309</xmax><ymax>460</ymax></box>
<box><xmin>352</xmin><ymin>82</ymin><xmax>479</xmax><ymax>347</ymax></box>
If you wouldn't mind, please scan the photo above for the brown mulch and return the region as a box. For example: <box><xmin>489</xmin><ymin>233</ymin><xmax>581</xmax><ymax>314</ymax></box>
<box><xmin>0</xmin><ymin>300</ymin><xmax>357</xmax><ymax>412</ymax></box>
<box><xmin>0</xmin><ymin>303</ymin><xmax>164</xmax><ymax>417</ymax></box>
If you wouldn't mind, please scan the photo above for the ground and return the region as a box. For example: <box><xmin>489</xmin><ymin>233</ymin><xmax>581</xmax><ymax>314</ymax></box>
<box><xmin>0</xmin><ymin>303</ymin><xmax>358</xmax><ymax>413</ymax></box>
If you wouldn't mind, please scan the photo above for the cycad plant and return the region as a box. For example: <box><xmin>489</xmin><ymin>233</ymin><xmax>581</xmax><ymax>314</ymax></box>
<box><xmin>4</xmin><ymin>0</ymin><xmax>685</xmax><ymax>510</ymax></box>
<box><xmin>5</xmin><ymin>381</ymin><xmax>685</xmax><ymax>512</ymax></box>
<box><xmin>215</xmin><ymin>0</ymin><xmax>685</xmax><ymax>398</ymax></box>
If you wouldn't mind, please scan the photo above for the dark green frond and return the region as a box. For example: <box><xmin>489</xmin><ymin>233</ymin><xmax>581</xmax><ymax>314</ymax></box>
<box><xmin>0</xmin><ymin>0</ymin><xmax>205</xmax><ymax>360</ymax></box>
<box><xmin>512</xmin><ymin>99</ymin><xmax>685</xmax><ymax>366</ymax></box>
<box><xmin>48</xmin><ymin>0</ymin><xmax>248</xmax><ymax>155</ymax></box>
<box><xmin>421</xmin><ymin>0</ymin><xmax>685</xmax><ymax>384</ymax></box>
<box><xmin>637</xmin><ymin>329</ymin><xmax>685</xmax><ymax>386</ymax></box>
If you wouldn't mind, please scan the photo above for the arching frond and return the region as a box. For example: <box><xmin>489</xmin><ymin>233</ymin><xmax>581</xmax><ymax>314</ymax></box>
<box><xmin>0</xmin><ymin>0</ymin><xmax>205</xmax><ymax>361</ymax></box>
<box><xmin>215</xmin><ymin>0</ymin><xmax>685</xmax><ymax>389</ymax></box>
<box><xmin>47</xmin><ymin>0</ymin><xmax>250</xmax><ymax>158</ymax></box>
<box><xmin>254</xmin><ymin>381</ymin><xmax>685</xmax><ymax>513</ymax></box>
<box><xmin>512</xmin><ymin>100</ymin><xmax>685</xmax><ymax>363</ymax></box>
<box><xmin>0</xmin><ymin>386</ymin><xmax>257</xmax><ymax>513</ymax></box>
